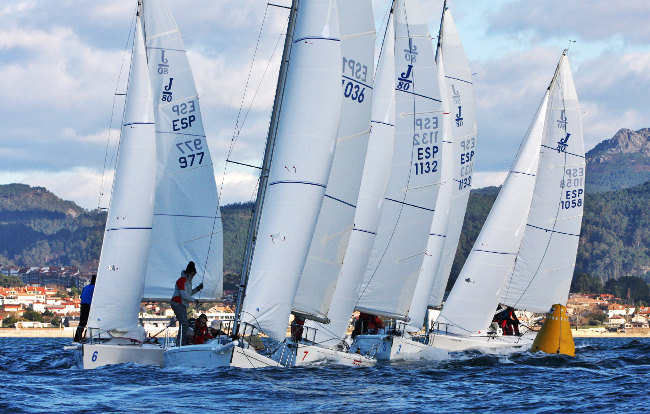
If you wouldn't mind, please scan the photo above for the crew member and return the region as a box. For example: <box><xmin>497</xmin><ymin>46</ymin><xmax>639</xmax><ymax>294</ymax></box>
<box><xmin>171</xmin><ymin>261</ymin><xmax>203</xmax><ymax>346</ymax></box>
<box><xmin>192</xmin><ymin>313</ymin><xmax>212</xmax><ymax>345</ymax></box>
<box><xmin>74</xmin><ymin>274</ymin><xmax>96</xmax><ymax>342</ymax></box>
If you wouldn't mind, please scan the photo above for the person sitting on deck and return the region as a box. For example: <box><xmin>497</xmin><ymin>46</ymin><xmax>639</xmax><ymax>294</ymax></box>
<box><xmin>209</xmin><ymin>320</ymin><xmax>228</xmax><ymax>338</ymax></box>
<box><xmin>192</xmin><ymin>314</ymin><xmax>213</xmax><ymax>345</ymax></box>
<box><xmin>498</xmin><ymin>306</ymin><xmax>521</xmax><ymax>336</ymax></box>
<box><xmin>367</xmin><ymin>314</ymin><xmax>383</xmax><ymax>334</ymax></box>
<box><xmin>291</xmin><ymin>316</ymin><xmax>305</xmax><ymax>342</ymax></box>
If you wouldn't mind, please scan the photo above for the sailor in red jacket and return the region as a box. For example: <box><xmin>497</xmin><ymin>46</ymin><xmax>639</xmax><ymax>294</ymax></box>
<box><xmin>192</xmin><ymin>313</ymin><xmax>213</xmax><ymax>345</ymax></box>
<box><xmin>171</xmin><ymin>261</ymin><xmax>203</xmax><ymax>346</ymax></box>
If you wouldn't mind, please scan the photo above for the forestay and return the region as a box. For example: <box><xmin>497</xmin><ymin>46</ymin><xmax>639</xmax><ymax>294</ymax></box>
<box><xmin>436</xmin><ymin>89</ymin><xmax>550</xmax><ymax>335</ymax></box>
<box><xmin>306</xmin><ymin>8</ymin><xmax>395</xmax><ymax>347</ymax></box>
<box><xmin>501</xmin><ymin>54</ymin><xmax>584</xmax><ymax>312</ymax></box>
<box><xmin>293</xmin><ymin>0</ymin><xmax>375</xmax><ymax>322</ymax></box>
<box><xmin>141</xmin><ymin>0</ymin><xmax>223</xmax><ymax>301</ymax></box>
<box><xmin>87</xmin><ymin>16</ymin><xmax>156</xmax><ymax>336</ymax></box>
<box><xmin>356</xmin><ymin>0</ymin><xmax>443</xmax><ymax>321</ymax></box>
<box><xmin>240</xmin><ymin>0</ymin><xmax>343</xmax><ymax>342</ymax></box>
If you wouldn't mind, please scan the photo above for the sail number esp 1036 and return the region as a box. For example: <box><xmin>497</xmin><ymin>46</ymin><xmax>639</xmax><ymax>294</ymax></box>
<box><xmin>341</xmin><ymin>56</ymin><xmax>368</xmax><ymax>104</ymax></box>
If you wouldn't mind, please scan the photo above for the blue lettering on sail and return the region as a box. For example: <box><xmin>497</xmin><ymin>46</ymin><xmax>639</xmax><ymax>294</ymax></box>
<box><xmin>451</xmin><ymin>85</ymin><xmax>461</xmax><ymax>105</ymax></box>
<box><xmin>404</xmin><ymin>38</ymin><xmax>418</xmax><ymax>63</ymax></box>
<box><xmin>455</xmin><ymin>106</ymin><xmax>463</xmax><ymax>127</ymax></box>
<box><xmin>397</xmin><ymin>65</ymin><xmax>413</xmax><ymax>91</ymax></box>
<box><xmin>162</xmin><ymin>78</ymin><xmax>174</xmax><ymax>102</ymax></box>
<box><xmin>158</xmin><ymin>50</ymin><xmax>169</xmax><ymax>74</ymax></box>
<box><xmin>556</xmin><ymin>133</ymin><xmax>571</xmax><ymax>153</ymax></box>
<box><xmin>557</xmin><ymin>109</ymin><xmax>567</xmax><ymax>130</ymax></box>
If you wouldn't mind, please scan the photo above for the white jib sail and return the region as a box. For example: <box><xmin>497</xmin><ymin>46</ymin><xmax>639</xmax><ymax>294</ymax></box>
<box><xmin>356</xmin><ymin>0</ymin><xmax>443</xmax><ymax>321</ymax></box>
<box><xmin>305</xmin><ymin>12</ymin><xmax>396</xmax><ymax>346</ymax></box>
<box><xmin>141</xmin><ymin>0</ymin><xmax>223</xmax><ymax>301</ymax></box>
<box><xmin>501</xmin><ymin>54</ymin><xmax>584</xmax><ymax>312</ymax></box>
<box><xmin>88</xmin><ymin>15</ymin><xmax>156</xmax><ymax>336</ymax></box>
<box><xmin>292</xmin><ymin>0</ymin><xmax>375</xmax><ymax>322</ymax></box>
<box><xmin>240</xmin><ymin>0</ymin><xmax>343</xmax><ymax>342</ymax></box>
<box><xmin>428</xmin><ymin>8</ymin><xmax>477</xmax><ymax>309</ymax></box>
<box><xmin>436</xmin><ymin>90</ymin><xmax>549</xmax><ymax>336</ymax></box>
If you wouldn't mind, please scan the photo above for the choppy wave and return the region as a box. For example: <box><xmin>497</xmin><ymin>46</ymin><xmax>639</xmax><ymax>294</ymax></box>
<box><xmin>0</xmin><ymin>337</ymin><xmax>648</xmax><ymax>413</ymax></box>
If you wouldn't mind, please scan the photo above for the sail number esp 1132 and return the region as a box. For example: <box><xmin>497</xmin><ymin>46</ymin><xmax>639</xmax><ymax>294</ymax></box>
<box><xmin>413</xmin><ymin>116</ymin><xmax>439</xmax><ymax>176</ymax></box>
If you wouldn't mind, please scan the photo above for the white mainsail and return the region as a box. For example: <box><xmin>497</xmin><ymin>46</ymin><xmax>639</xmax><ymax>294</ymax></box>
<box><xmin>240</xmin><ymin>0</ymin><xmax>343</xmax><ymax>342</ymax></box>
<box><xmin>292</xmin><ymin>0</ymin><xmax>375</xmax><ymax>323</ymax></box>
<box><xmin>141</xmin><ymin>0</ymin><xmax>223</xmax><ymax>301</ymax></box>
<box><xmin>436</xmin><ymin>88</ymin><xmax>550</xmax><ymax>336</ymax></box>
<box><xmin>356</xmin><ymin>0</ymin><xmax>443</xmax><ymax>321</ymax></box>
<box><xmin>305</xmin><ymin>11</ymin><xmax>396</xmax><ymax>346</ymax></box>
<box><xmin>500</xmin><ymin>54</ymin><xmax>584</xmax><ymax>312</ymax></box>
<box><xmin>87</xmin><ymin>15</ymin><xmax>156</xmax><ymax>335</ymax></box>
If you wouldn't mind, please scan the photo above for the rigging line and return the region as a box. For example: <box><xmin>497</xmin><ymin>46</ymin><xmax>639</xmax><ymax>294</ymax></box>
<box><xmin>97</xmin><ymin>4</ymin><xmax>138</xmax><ymax>209</ymax></box>
<box><xmin>219</xmin><ymin>9</ymin><xmax>287</xmax><ymax>197</ymax></box>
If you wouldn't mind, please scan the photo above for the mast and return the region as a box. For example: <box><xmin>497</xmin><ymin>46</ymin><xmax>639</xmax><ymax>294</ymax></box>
<box><xmin>233</xmin><ymin>0</ymin><xmax>299</xmax><ymax>336</ymax></box>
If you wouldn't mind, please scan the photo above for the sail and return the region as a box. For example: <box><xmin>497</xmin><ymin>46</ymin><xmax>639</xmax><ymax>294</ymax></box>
<box><xmin>87</xmin><ymin>15</ymin><xmax>156</xmax><ymax>336</ymax></box>
<box><xmin>292</xmin><ymin>0</ymin><xmax>375</xmax><ymax>322</ymax></box>
<box><xmin>428</xmin><ymin>8</ymin><xmax>477</xmax><ymax>308</ymax></box>
<box><xmin>405</xmin><ymin>7</ymin><xmax>453</xmax><ymax>331</ymax></box>
<box><xmin>356</xmin><ymin>0</ymin><xmax>443</xmax><ymax>320</ymax></box>
<box><xmin>240</xmin><ymin>0</ymin><xmax>343</xmax><ymax>342</ymax></box>
<box><xmin>436</xmin><ymin>91</ymin><xmax>549</xmax><ymax>336</ymax></box>
<box><xmin>501</xmin><ymin>54</ymin><xmax>584</xmax><ymax>312</ymax></box>
<box><xmin>305</xmin><ymin>10</ymin><xmax>395</xmax><ymax>346</ymax></box>
<box><xmin>141</xmin><ymin>0</ymin><xmax>223</xmax><ymax>301</ymax></box>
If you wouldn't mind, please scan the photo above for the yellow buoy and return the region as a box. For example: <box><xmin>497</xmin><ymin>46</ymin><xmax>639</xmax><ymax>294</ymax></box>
<box><xmin>531</xmin><ymin>304</ymin><xmax>575</xmax><ymax>356</ymax></box>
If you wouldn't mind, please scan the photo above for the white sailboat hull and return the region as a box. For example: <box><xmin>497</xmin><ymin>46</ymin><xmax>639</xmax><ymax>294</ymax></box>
<box><xmin>163</xmin><ymin>341</ymin><xmax>280</xmax><ymax>369</ymax></box>
<box><xmin>276</xmin><ymin>343</ymin><xmax>375</xmax><ymax>367</ymax></box>
<box><xmin>67</xmin><ymin>342</ymin><xmax>166</xmax><ymax>369</ymax></box>
<box><xmin>350</xmin><ymin>334</ymin><xmax>428</xmax><ymax>360</ymax></box>
<box><xmin>427</xmin><ymin>332</ymin><xmax>535</xmax><ymax>352</ymax></box>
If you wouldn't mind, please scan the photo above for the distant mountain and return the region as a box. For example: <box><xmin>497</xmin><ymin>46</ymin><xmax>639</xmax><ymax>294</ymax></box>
<box><xmin>586</xmin><ymin>128</ymin><xmax>650</xmax><ymax>193</ymax></box>
<box><xmin>0</xmin><ymin>184</ymin><xmax>105</xmax><ymax>270</ymax></box>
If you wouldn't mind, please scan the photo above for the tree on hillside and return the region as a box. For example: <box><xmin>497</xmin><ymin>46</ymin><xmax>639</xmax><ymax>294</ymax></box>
<box><xmin>570</xmin><ymin>273</ymin><xmax>603</xmax><ymax>294</ymax></box>
<box><xmin>0</xmin><ymin>275</ymin><xmax>25</xmax><ymax>287</ymax></box>
<box><xmin>604</xmin><ymin>276</ymin><xmax>650</xmax><ymax>303</ymax></box>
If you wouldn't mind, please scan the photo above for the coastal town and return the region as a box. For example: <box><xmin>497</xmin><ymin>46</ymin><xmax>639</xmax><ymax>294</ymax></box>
<box><xmin>1</xmin><ymin>265</ymin><xmax>648</xmax><ymax>338</ymax></box>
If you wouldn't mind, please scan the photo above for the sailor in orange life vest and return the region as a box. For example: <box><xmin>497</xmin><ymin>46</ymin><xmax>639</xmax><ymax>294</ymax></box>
<box><xmin>192</xmin><ymin>313</ymin><xmax>212</xmax><ymax>345</ymax></box>
<box><xmin>171</xmin><ymin>261</ymin><xmax>203</xmax><ymax>345</ymax></box>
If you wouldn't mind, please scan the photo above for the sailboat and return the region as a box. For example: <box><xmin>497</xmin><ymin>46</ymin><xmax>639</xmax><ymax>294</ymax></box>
<box><xmin>283</xmin><ymin>0</ymin><xmax>378</xmax><ymax>367</ymax></box>
<box><xmin>429</xmin><ymin>50</ymin><xmax>585</xmax><ymax>352</ymax></box>
<box><xmin>67</xmin><ymin>0</ymin><xmax>223</xmax><ymax>369</ymax></box>
<box><xmin>347</xmin><ymin>0</ymin><xmax>445</xmax><ymax>360</ymax></box>
<box><xmin>163</xmin><ymin>0</ymin><xmax>367</xmax><ymax>368</ymax></box>
<box><xmin>351</xmin><ymin>1</ymin><xmax>476</xmax><ymax>360</ymax></box>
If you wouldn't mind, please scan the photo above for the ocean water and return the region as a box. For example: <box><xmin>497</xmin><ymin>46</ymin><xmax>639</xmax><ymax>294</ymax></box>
<box><xmin>0</xmin><ymin>337</ymin><xmax>648</xmax><ymax>413</ymax></box>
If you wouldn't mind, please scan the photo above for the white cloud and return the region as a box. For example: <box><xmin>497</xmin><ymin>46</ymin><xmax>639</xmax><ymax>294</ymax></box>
<box><xmin>0</xmin><ymin>168</ymin><xmax>114</xmax><ymax>210</ymax></box>
<box><xmin>473</xmin><ymin>171</ymin><xmax>508</xmax><ymax>189</ymax></box>
<box><xmin>489</xmin><ymin>0</ymin><xmax>650</xmax><ymax>46</ymax></box>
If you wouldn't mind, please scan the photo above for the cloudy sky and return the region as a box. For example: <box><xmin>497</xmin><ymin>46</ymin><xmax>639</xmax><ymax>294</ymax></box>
<box><xmin>1</xmin><ymin>0</ymin><xmax>648</xmax><ymax>209</ymax></box>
